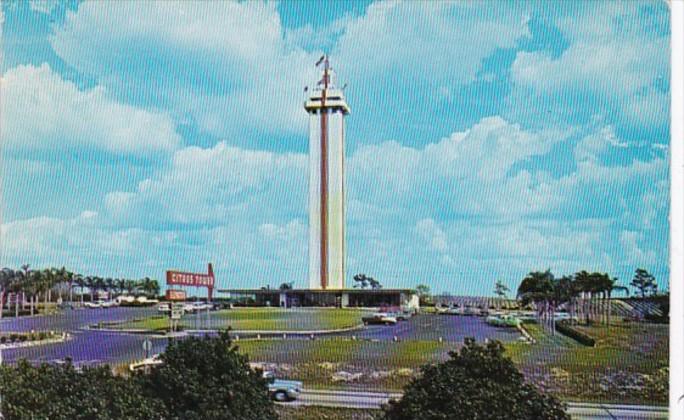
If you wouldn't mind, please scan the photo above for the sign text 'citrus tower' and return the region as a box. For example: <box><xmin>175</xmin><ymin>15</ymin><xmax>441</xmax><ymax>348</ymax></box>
<box><xmin>304</xmin><ymin>56</ymin><xmax>350</xmax><ymax>290</ymax></box>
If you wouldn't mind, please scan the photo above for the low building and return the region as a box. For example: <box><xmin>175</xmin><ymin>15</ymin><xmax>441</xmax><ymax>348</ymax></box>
<box><xmin>217</xmin><ymin>288</ymin><xmax>419</xmax><ymax>310</ymax></box>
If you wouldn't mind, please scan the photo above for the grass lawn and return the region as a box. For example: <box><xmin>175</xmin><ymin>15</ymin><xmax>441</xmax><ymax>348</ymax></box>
<box><xmin>276</xmin><ymin>406</ymin><xmax>380</xmax><ymax>420</ymax></box>
<box><xmin>236</xmin><ymin>337</ymin><xmax>449</xmax><ymax>390</ymax></box>
<box><xmin>111</xmin><ymin>308</ymin><xmax>371</xmax><ymax>332</ymax></box>
<box><xmin>504</xmin><ymin>321</ymin><xmax>668</xmax><ymax>404</ymax></box>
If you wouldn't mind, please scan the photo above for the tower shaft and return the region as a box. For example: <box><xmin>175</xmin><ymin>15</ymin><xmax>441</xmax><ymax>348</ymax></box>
<box><xmin>305</xmin><ymin>57</ymin><xmax>349</xmax><ymax>290</ymax></box>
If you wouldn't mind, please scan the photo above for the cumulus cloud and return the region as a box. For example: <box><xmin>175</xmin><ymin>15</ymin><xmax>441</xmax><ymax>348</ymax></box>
<box><xmin>1</xmin><ymin>64</ymin><xmax>181</xmax><ymax>156</ymax></box>
<box><xmin>333</xmin><ymin>2</ymin><xmax>529</xmax><ymax>87</ymax></box>
<box><xmin>348</xmin><ymin>116</ymin><xmax>572</xmax><ymax>217</ymax></box>
<box><xmin>29</xmin><ymin>0</ymin><xmax>59</xmax><ymax>14</ymax></box>
<box><xmin>50</xmin><ymin>2</ymin><xmax>320</xmax><ymax>139</ymax></box>
<box><xmin>104</xmin><ymin>142</ymin><xmax>307</xmax><ymax>227</ymax></box>
<box><xmin>415</xmin><ymin>219</ymin><xmax>448</xmax><ymax>253</ymax></box>
<box><xmin>48</xmin><ymin>1</ymin><xmax>532</xmax><ymax>143</ymax></box>
<box><xmin>508</xmin><ymin>1</ymin><xmax>669</xmax><ymax>132</ymax></box>
<box><xmin>620</xmin><ymin>230</ymin><xmax>656</xmax><ymax>266</ymax></box>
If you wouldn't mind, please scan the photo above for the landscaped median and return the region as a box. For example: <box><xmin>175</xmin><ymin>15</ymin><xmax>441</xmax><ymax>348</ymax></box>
<box><xmin>0</xmin><ymin>330</ymin><xmax>70</xmax><ymax>349</ymax></box>
<box><xmin>238</xmin><ymin>337</ymin><xmax>450</xmax><ymax>391</ymax></box>
<box><xmin>89</xmin><ymin>308</ymin><xmax>372</xmax><ymax>335</ymax></box>
<box><xmin>503</xmin><ymin>320</ymin><xmax>668</xmax><ymax>405</ymax></box>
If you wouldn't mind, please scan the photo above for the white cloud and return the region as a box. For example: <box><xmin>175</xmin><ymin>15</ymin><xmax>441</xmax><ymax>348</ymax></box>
<box><xmin>415</xmin><ymin>218</ymin><xmax>448</xmax><ymax>253</ymax></box>
<box><xmin>29</xmin><ymin>0</ymin><xmax>59</xmax><ymax>14</ymax></box>
<box><xmin>50</xmin><ymin>2</ymin><xmax>321</xmax><ymax>138</ymax></box>
<box><xmin>48</xmin><ymin>2</ymin><xmax>532</xmax><ymax>141</ymax></box>
<box><xmin>334</xmin><ymin>2</ymin><xmax>530</xmax><ymax>87</ymax></box>
<box><xmin>348</xmin><ymin>116</ymin><xmax>571</xmax><ymax>216</ymax></box>
<box><xmin>620</xmin><ymin>230</ymin><xmax>656</xmax><ymax>266</ymax></box>
<box><xmin>509</xmin><ymin>2</ymin><xmax>669</xmax><ymax>130</ymax></box>
<box><xmin>104</xmin><ymin>142</ymin><xmax>307</xmax><ymax>226</ymax></box>
<box><xmin>1</xmin><ymin>64</ymin><xmax>181</xmax><ymax>156</ymax></box>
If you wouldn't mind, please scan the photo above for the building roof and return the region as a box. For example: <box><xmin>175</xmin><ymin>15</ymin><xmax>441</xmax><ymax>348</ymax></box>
<box><xmin>217</xmin><ymin>288</ymin><xmax>414</xmax><ymax>294</ymax></box>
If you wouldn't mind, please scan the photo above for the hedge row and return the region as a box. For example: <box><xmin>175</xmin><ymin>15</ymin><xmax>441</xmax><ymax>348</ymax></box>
<box><xmin>556</xmin><ymin>321</ymin><xmax>596</xmax><ymax>346</ymax></box>
<box><xmin>0</xmin><ymin>331</ymin><xmax>56</xmax><ymax>344</ymax></box>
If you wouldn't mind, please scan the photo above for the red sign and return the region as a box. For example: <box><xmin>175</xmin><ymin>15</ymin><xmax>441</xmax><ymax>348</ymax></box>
<box><xmin>166</xmin><ymin>272</ymin><xmax>214</xmax><ymax>287</ymax></box>
<box><xmin>165</xmin><ymin>289</ymin><xmax>187</xmax><ymax>301</ymax></box>
<box><xmin>166</xmin><ymin>263</ymin><xmax>215</xmax><ymax>300</ymax></box>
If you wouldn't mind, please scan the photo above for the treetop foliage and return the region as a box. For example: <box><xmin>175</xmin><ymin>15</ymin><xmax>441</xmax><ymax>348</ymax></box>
<box><xmin>383</xmin><ymin>339</ymin><xmax>569</xmax><ymax>420</ymax></box>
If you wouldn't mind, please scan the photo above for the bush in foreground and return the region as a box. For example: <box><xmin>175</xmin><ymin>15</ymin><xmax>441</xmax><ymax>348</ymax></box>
<box><xmin>136</xmin><ymin>331</ymin><xmax>277</xmax><ymax>420</ymax></box>
<box><xmin>383</xmin><ymin>338</ymin><xmax>569</xmax><ymax>420</ymax></box>
<box><xmin>0</xmin><ymin>360</ymin><xmax>163</xmax><ymax>420</ymax></box>
<box><xmin>0</xmin><ymin>332</ymin><xmax>276</xmax><ymax>420</ymax></box>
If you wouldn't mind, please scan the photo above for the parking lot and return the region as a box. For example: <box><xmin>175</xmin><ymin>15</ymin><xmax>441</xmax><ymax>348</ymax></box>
<box><xmin>0</xmin><ymin>307</ymin><xmax>520</xmax><ymax>368</ymax></box>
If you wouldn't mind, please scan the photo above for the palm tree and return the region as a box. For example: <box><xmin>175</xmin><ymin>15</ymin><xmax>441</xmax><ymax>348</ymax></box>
<box><xmin>139</xmin><ymin>277</ymin><xmax>160</xmax><ymax>297</ymax></box>
<box><xmin>115</xmin><ymin>278</ymin><xmax>126</xmax><ymax>296</ymax></box>
<box><xmin>20</xmin><ymin>264</ymin><xmax>31</xmax><ymax>310</ymax></box>
<box><xmin>604</xmin><ymin>277</ymin><xmax>629</xmax><ymax>327</ymax></box>
<box><xmin>9</xmin><ymin>269</ymin><xmax>24</xmax><ymax>317</ymax></box>
<box><xmin>105</xmin><ymin>278</ymin><xmax>116</xmax><ymax>298</ymax></box>
<box><xmin>494</xmin><ymin>280</ymin><xmax>510</xmax><ymax>311</ymax></box>
<box><xmin>84</xmin><ymin>276</ymin><xmax>95</xmax><ymax>302</ymax></box>
<box><xmin>0</xmin><ymin>268</ymin><xmax>15</xmax><ymax>320</ymax></box>
<box><xmin>517</xmin><ymin>270</ymin><xmax>555</xmax><ymax>332</ymax></box>
<box><xmin>25</xmin><ymin>269</ymin><xmax>42</xmax><ymax>316</ymax></box>
<box><xmin>41</xmin><ymin>267</ymin><xmax>57</xmax><ymax>310</ymax></box>
<box><xmin>122</xmin><ymin>279</ymin><xmax>136</xmax><ymax>295</ymax></box>
<box><xmin>59</xmin><ymin>267</ymin><xmax>76</xmax><ymax>304</ymax></box>
<box><xmin>94</xmin><ymin>276</ymin><xmax>105</xmax><ymax>300</ymax></box>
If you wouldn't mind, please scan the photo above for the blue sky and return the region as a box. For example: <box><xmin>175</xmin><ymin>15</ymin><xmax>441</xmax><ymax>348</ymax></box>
<box><xmin>1</xmin><ymin>1</ymin><xmax>670</xmax><ymax>296</ymax></box>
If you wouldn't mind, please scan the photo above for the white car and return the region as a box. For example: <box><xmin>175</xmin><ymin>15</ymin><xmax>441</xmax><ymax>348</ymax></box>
<box><xmin>129</xmin><ymin>354</ymin><xmax>163</xmax><ymax>372</ymax></box>
<box><xmin>263</xmin><ymin>371</ymin><xmax>302</xmax><ymax>402</ymax></box>
<box><xmin>157</xmin><ymin>303</ymin><xmax>171</xmax><ymax>313</ymax></box>
<box><xmin>183</xmin><ymin>301</ymin><xmax>211</xmax><ymax>313</ymax></box>
<box><xmin>362</xmin><ymin>312</ymin><xmax>398</xmax><ymax>325</ymax></box>
<box><xmin>85</xmin><ymin>300</ymin><xmax>117</xmax><ymax>308</ymax></box>
<box><xmin>101</xmin><ymin>300</ymin><xmax>118</xmax><ymax>308</ymax></box>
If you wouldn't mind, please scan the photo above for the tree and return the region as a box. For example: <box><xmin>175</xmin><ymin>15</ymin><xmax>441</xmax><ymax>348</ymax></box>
<box><xmin>494</xmin><ymin>280</ymin><xmax>510</xmax><ymax>310</ymax></box>
<box><xmin>279</xmin><ymin>282</ymin><xmax>294</xmax><ymax>290</ymax></box>
<box><xmin>0</xmin><ymin>268</ymin><xmax>14</xmax><ymax>319</ymax></box>
<box><xmin>138</xmin><ymin>331</ymin><xmax>277</xmax><ymax>420</ymax></box>
<box><xmin>631</xmin><ymin>268</ymin><xmax>657</xmax><ymax>298</ymax></box>
<box><xmin>517</xmin><ymin>270</ymin><xmax>556</xmax><ymax>332</ymax></box>
<box><xmin>353</xmin><ymin>274</ymin><xmax>370</xmax><ymax>289</ymax></box>
<box><xmin>384</xmin><ymin>339</ymin><xmax>568</xmax><ymax>420</ymax></box>
<box><xmin>415</xmin><ymin>284</ymin><xmax>431</xmax><ymax>305</ymax></box>
<box><xmin>140</xmin><ymin>277</ymin><xmax>160</xmax><ymax>297</ymax></box>
<box><xmin>124</xmin><ymin>279</ymin><xmax>138</xmax><ymax>295</ymax></box>
<box><xmin>0</xmin><ymin>359</ymin><xmax>165</xmax><ymax>419</ymax></box>
<box><xmin>74</xmin><ymin>274</ymin><xmax>86</xmax><ymax>305</ymax></box>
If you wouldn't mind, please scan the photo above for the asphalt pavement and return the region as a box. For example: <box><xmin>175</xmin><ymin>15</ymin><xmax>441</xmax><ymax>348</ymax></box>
<box><xmin>0</xmin><ymin>307</ymin><xmax>166</xmax><ymax>365</ymax></box>
<box><xmin>290</xmin><ymin>389</ymin><xmax>669</xmax><ymax>419</ymax></box>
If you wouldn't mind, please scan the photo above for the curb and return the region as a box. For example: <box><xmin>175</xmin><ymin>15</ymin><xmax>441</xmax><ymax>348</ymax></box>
<box><xmin>0</xmin><ymin>333</ymin><xmax>71</xmax><ymax>350</ymax></box>
<box><xmin>87</xmin><ymin>323</ymin><xmax>366</xmax><ymax>337</ymax></box>
<box><xmin>186</xmin><ymin>323</ymin><xmax>366</xmax><ymax>336</ymax></box>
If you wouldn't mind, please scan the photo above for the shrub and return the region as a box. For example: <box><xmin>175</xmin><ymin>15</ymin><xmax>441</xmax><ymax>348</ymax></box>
<box><xmin>136</xmin><ymin>331</ymin><xmax>277</xmax><ymax>420</ymax></box>
<box><xmin>556</xmin><ymin>321</ymin><xmax>595</xmax><ymax>346</ymax></box>
<box><xmin>384</xmin><ymin>338</ymin><xmax>569</xmax><ymax>420</ymax></box>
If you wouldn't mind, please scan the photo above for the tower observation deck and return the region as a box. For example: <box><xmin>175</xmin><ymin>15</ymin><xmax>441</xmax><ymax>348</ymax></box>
<box><xmin>304</xmin><ymin>56</ymin><xmax>349</xmax><ymax>290</ymax></box>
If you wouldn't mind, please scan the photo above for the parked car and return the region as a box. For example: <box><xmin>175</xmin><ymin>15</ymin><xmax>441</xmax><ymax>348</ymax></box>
<box><xmin>157</xmin><ymin>303</ymin><xmax>171</xmax><ymax>313</ymax></box>
<box><xmin>84</xmin><ymin>300</ymin><xmax>117</xmax><ymax>309</ymax></box>
<box><xmin>387</xmin><ymin>311</ymin><xmax>411</xmax><ymax>321</ymax></box>
<box><xmin>362</xmin><ymin>313</ymin><xmax>398</xmax><ymax>326</ymax></box>
<box><xmin>182</xmin><ymin>301</ymin><xmax>212</xmax><ymax>313</ymax></box>
<box><xmin>263</xmin><ymin>371</ymin><xmax>302</xmax><ymax>402</ymax></box>
<box><xmin>129</xmin><ymin>354</ymin><xmax>163</xmax><ymax>372</ymax></box>
<box><xmin>486</xmin><ymin>314</ymin><xmax>522</xmax><ymax>328</ymax></box>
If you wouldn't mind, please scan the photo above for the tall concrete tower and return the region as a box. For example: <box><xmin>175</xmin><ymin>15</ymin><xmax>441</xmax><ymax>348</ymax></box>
<box><xmin>304</xmin><ymin>56</ymin><xmax>350</xmax><ymax>290</ymax></box>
